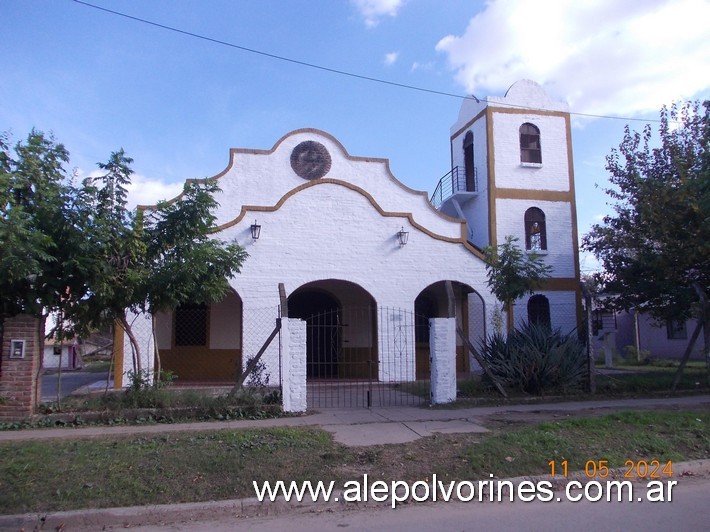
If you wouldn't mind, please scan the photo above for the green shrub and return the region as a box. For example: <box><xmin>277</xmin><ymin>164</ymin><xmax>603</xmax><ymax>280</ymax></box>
<box><xmin>481</xmin><ymin>322</ymin><xmax>587</xmax><ymax>394</ymax></box>
<box><xmin>622</xmin><ymin>345</ymin><xmax>651</xmax><ymax>363</ymax></box>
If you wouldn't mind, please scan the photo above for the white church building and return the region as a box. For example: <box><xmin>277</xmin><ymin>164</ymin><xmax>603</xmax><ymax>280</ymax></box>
<box><xmin>114</xmin><ymin>80</ymin><xmax>581</xmax><ymax>407</ymax></box>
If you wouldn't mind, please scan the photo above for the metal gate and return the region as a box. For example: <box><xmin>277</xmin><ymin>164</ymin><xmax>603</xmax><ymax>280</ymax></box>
<box><xmin>305</xmin><ymin>306</ymin><xmax>428</xmax><ymax>408</ymax></box>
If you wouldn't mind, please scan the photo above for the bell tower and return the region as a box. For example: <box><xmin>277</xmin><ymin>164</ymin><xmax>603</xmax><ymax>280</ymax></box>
<box><xmin>433</xmin><ymin>80</ymin><xmax>581</xmax><ymax>333</ymax></box>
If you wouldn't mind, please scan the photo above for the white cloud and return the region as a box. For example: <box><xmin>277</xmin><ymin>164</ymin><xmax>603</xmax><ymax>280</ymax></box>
<box><xmin>126</xmin><ymin>174</ymin><xmax>184</xmax><ymax>209</ymax></box>
<box><xmin>436</xmin><ymin>0</ymin><xmax>710</xmax><ymax>116</ymax></box>
<box><xmin>411</xmin><ymin>61</ymin><xmax>434</xmax><ymax>72</ymax></box>
<box><xmin>78</xmin><ymin>168</ymin><xmax>184</xmax><ymax>210</ymax></box>
<box><xmin>384</xmin><ymin>51</ymin><xmax>400</xmax><ymax>65</ymax></box>
<box><xmin>352</xmin><ymin>0</ymin><xmax>406</xmax><ymax>27</ymax></box>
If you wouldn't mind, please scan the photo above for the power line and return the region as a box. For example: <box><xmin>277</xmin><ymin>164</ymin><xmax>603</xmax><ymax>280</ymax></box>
<box><xmin>70</xmin><ymin>0</ymin><xmax>670</xmax><ymax>124</ymax></box>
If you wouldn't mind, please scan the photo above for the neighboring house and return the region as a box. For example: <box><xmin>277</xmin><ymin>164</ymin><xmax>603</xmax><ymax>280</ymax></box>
<box><xmin>43</xmin><ymin>339</ymin><xmax>81</xmax><ymax>370</ymax></box>
<box><xmin>592</xmin><ymin>308</ymin><xmax>706</xmax><ymax>360</ymax></box>
<box><xmin>114</xmin><ymin>80</ymin><xmax>581</xmax><ymax>391</ymax></box>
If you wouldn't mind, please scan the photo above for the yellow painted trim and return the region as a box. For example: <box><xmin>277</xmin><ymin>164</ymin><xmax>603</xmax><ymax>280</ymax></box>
<box><xmin>113</xmin><ymin>320</ymin><xmax>124</xmax><ymax>389</ymax></box>
<box><xmin>482</xmin><ymin>104</ymin><xmax>582</xmax><ymax>317</ymax></box>
<box><xmin>138</xmin><ymin>128</ymin><xmax>452</xmax><ymax>224</ymax></box>
<box><xmin>538</xmin><ymin>278</ymin><xmax>581</xmax><ymax>291</ymax></box>
<box><xmin>495</xmin><ymin>188</ymin><xmax>574</xmax><ymax>202</ymax></box>
<box><xmin>216</xmin><ymin>178</ymin><xmax>487</xmax><ymax>260</ymax></box>
<box><xmin>564</xmin><ymin>112</ymin><xmax>583</xmax><ymax>325</ymax></box>
<box><xmin>486</xmin><ymin>107</ymin><xmax>497</xmax><ymax>246</ymax></box>
<box><xmin>565</xmin><ymin>114</ymin><xmax>582</xmax><ymax>280</ymax></box>
<box><xmin>450</xmin><ymin>108</ymin><xmax>488</xmax><ymax>141</ymax></box>
<box><xmin>487</xmin><ymin>107</ymin><xmax>570</xmax><ymax>119</ymax></box>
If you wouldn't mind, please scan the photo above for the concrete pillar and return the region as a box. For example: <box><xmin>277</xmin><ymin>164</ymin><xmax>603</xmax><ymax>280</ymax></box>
<box><xmin>281</xmin><ymin>318</ymin><xmax>307</xmax><ymax>413</ymax></box>
<box><xmin>430</xmin><ymin>317</ymin><xmax>457</xmax><ymax>404</ymax></box>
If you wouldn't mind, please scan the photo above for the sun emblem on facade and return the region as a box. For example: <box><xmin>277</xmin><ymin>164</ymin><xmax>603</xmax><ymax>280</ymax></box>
<box><xmin>290</xmin><ymin>141</ymin><xmax>332</xmax><ymax>180</ymax></box>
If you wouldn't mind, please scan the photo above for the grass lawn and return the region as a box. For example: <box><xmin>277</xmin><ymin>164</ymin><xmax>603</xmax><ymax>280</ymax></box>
<box><xmin>452</xmin><ymin>359</ymin><xmax>710</xmax><ymax>401</ymax></box>
<box><xmin>1</xmin><ymin>409</ymin><xmax>708</xmax><ymax>515</ymax></box>
<box><xmin>595</xmin><ymin>364</ymin><xmax>708</xmax><ymax>394</ymax></box>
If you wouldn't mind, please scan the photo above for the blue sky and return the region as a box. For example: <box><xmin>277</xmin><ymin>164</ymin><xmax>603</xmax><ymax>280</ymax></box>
<box><xmin>2</xmin><ymin>0</ymin><xmax>709</xmax><ymax>273</ymax></box>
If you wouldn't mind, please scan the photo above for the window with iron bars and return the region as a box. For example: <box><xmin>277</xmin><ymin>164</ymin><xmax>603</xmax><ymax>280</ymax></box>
<box><xmin>174</xmin><ymin>303</ymin><xmax>208</xmax><ymax>347</ymax></box>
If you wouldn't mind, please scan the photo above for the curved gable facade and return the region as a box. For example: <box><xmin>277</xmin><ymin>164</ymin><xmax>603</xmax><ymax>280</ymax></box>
<box><xmin>137</xmin><ymin>129</ymin><xmax>496</xmax><ymax>388</ymax></box>
<box><xmin>119</xmin><ymin>80</ymin><xmax>581</xmax><ymax>399</ymax></box>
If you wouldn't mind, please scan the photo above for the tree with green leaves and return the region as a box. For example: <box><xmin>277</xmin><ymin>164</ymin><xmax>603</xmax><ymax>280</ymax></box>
<box><xmin>68</xmin><ymin>154</ymin><xmax>248</xmax><ymax>381</ymax></box>
<box><xmin>67</xmin><ymin>149</ymin><xmax>151</xmax><ymax>373</ymax></box>
<box><xmin>484</xmin><ymin>235</ymin><xmax>552</xmax><ymax>333</ymax></box>
<box><xmin>0</xmin><ymin>130</ymin><xmax>81</xmax><ymax>322</ymax></box>
<box><xmin>0</xmin><ymin>130</ymin><xmax>98</xmax><ymax>403</ymax></box>
<box><xmin>1</xmin><ymin>129</ymin><xmax>248</xmax><ymax>389</ymax></box>
<box><xmin>582</xmin><ymin>100</ymin><xmax>709</xmax><ymax>386</ymax></box>
<box><xmin>141</xmin><ymin>179</ymin><xmax>247</xmax><ymax>378</ymax></box>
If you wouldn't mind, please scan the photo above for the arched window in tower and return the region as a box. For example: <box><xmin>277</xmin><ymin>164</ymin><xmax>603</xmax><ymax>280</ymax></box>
<box><xmin>463</xmin><ymin>131</ymin><xmax>475</xmax><ymax>191</ymax></box>
<box><xmin>520</xmin><ymin>123</ymin><xmax>542</xmax><ymax>164</ymax></box>
<box><xmin>524</xmin><ymin>207</ymin><xmax>547</xmax><ymax>251</ymax></box>
<box><xmin>527</xmin><ymin>295</ymin><xmax>551</xmax><ymax>329</ymax></box>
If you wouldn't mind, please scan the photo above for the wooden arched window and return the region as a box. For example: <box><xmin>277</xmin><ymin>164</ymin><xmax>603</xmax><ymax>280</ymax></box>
<box><xmin>527</xmin><ymin>295</ymin><xmax>551</xmax><ymax>329</ymax></box>
<box><xmin>524</xmin><ymin>207</ymin><xmax>547</xmax><ymax>251</ymax></box>
<box><xmin>520</xmin><ymin>123</ymin><xmax>542</xmax><ymax>164</ymax></box>
<box><xmin>463</xmin><ymin>131</ymin><xmax>475</xmax><ymax>191</ymax></box>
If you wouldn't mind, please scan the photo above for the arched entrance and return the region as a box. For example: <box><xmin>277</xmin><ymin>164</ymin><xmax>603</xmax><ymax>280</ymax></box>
<box><xmin>414</xmin><ymin>281</ymin><xmax>485</xmax><ymax>378</ymax></box>
<box><xmin>288</xmin><ymin>280</ymin><xmax>424</xmax><ymax>408</ymax></box>
<box><xmin>288</xmin><ymin>290</ymin><xmax>341</xmax><ymax>379</ymax></box>
<box><xmin>288</xmin><ymin>280</ymin><xmax>377</xmax><ymax>382</ymax></box>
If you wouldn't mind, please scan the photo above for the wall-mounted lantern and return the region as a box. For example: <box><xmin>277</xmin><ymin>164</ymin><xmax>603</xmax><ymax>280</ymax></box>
<box><xmin>397</xmin><ymin>226</ymin><xmax>409</xmax><ymax>246</ymax></box>
<box><xmin>250</xmin><ymin>220</ymin><xmax>261</xmax><ymax>240</ymax></box>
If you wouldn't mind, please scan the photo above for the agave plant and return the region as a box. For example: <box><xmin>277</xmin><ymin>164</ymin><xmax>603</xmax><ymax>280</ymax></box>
<box><xmin>481</xmin><ymin>322</ymin><xmax>586</xmax><ymax>394</ymax></box>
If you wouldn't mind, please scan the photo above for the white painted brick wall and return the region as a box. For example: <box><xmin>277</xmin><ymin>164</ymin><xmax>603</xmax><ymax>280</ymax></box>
<box><xmin>121</xmin><ymin>310</ymin><xmax>155</xmax><ymax>384</ymax></box>
<box><xmin>512</xmin><ymin>291</ymin><xmax>579</xmax><ymax>335</ymax></box>
<box><xmin>491</xmin><ymin>112</ymin><xmax>570</xmax><ymax>192</ymax></box>
<box><xmin>281</xmin><ymin>318</ymin><xmax>307</xmax><ymax>413</ymax></box>
<box><xmin>495</xmin><ymin>198</ymin><xmax>576</xmax><ymax>278</ymax></box>
<box><xmin>450</xmin><ymin>80</ymin><xmax>575</xmax><ymax>253</ymax></box>
<box><xmin>451</xmin><ymin>80</ymin><xmax>568</xmax><ymax>135</ymax></box>
<box><xmin>220</xmin><ymin>180</ymin><xmax>499</xmax><ymax>382</ymax></box>
<box><xmin>451</xmin><ymin>118</ymin><xmax>490</xmax><ymax>249</ymax></box>
<box><xmin>430</xmin><ymin>317</ymin><xmax>457</xmax><ymax>404</ymax></box>
<box><xmin>135</xmin><ymin>121</ymin><xmax>568</xmax><ymax>386</ymax></box>
<box><xmin>173</xmin><ymin>130</ymin><xmax>463</xmax><ymax>241</ymax></box>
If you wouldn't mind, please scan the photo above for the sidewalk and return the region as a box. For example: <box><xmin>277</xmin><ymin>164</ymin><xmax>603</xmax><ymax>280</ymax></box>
<box><xmin>2</xmin><ymin>395</ymin><xmax>710</xmax><ymax>531</ymax></box>
<box><xmin>2</xmin><ymin>394</ymin><xmax>709</xmax><ymax>446</ymax></box>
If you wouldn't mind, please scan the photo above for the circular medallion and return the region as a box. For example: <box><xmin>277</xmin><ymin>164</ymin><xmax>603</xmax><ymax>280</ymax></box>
<box><xmin>290</xmin><ymin>141</ymin><xmax>331</xmax><ymax>180</ymax></box>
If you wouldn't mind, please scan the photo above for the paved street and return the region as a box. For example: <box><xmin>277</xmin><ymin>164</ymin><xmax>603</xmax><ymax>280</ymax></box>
<box><xmin>4</xmin><ymin>463</ymin><xmax>708</xmax><ymax>531</ymax></box>
<box><xmin>122</xmin><ymin>476</ymin><xmax>710</xmax><ymax>532</ymax></box>
<box><xmin>41</xmin><ymin>369</ymin><xmax>109</xmax><ymax>402</ymax></box>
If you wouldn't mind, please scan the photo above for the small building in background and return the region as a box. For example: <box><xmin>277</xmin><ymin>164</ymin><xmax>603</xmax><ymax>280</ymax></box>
<box><xmin>593</xmin><ymin>309</ymin><xmax>706</xmax><ymax>361</ymax></box>
<box><xmin>43</xmin><ymin>339</ymin><xmax>81</xmax><ymax>370</ymax></box>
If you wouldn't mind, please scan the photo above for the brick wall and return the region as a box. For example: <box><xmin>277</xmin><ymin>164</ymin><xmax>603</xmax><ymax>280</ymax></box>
<box><xmin>0</xmin><ymin>314</ymin><xmax>42</xmax><ymax>421</ymax></box>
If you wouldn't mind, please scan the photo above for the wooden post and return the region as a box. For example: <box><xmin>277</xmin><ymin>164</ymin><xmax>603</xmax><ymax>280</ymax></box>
<box><xmin>633</xmin><ymin>311</ymin><xmax>642</xmax><ymax>362</ymax></box>
<box><xmin>581</xmin><ymin>283</ymin><xmax>596</xmax><ymax>394</ymax></box>
<box><xmin>279</xmin><ymin>283</ymin><xmax>288</xmax><ymax>318</ymax></box>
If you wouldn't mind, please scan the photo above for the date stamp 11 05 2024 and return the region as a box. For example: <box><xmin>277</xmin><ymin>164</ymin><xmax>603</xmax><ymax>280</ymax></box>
<box><xmin>548</xmin><ymin>459</ymin><xmax>674</xmax><ymax>479</ymax></box>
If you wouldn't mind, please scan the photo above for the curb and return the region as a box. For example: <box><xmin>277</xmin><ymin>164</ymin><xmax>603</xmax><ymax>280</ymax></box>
<box><xmin>2</xmin><ymin>460</ymin><xmax>709</xmax><ymax>531</ymax></box>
